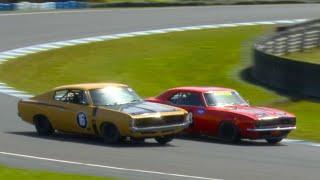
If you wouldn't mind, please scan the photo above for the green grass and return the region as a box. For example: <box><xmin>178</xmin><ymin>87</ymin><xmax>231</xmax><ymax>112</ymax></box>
<box><xmin>284</xmin><ymin>48</ymin><xmax>320</xmax><ymax>64</ymax></box>
<box><xmin>0</xmin><ymin>165</ymin><xmax>116</xmax><ymax>180</ymax></box>
<box><xmin>0</xmin><ymin>26</ymin><xmax>319</xmax><ymax>142</ymax></box>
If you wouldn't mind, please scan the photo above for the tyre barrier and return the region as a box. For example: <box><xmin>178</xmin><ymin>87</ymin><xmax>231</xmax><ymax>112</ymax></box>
<box><xmin>0</xmin><ymin>3</ymin><xmax>14</xmax><ymax>11</ymax></box>
<box><xmin>55</xmin><ymin>1</ymin><xmax>87</xmax><ymax>9</ymax></box>
<box><xmin>0</xmin><ymin>1</ymin><xmax>87</xmax><ymax>11</ymax></box>
<box><xmin>252</xmin><ymin>19</ymin><xmax>320</xmax><ymax>98</ymax></box>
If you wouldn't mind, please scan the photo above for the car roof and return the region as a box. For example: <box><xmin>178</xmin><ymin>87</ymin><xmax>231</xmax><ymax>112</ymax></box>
<box><xmin>54</xmin><ymin>83</ymin><xmax>128</xmax><ymax>91</ymax></box>
<box><xmin>169</xmin><ymin>86</ymin><xmax>234</xmax><ymax>93</ymax></box>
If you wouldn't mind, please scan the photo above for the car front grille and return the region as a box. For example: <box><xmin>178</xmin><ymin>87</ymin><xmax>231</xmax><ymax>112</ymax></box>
<box><xmin>256</xmin><ymin>117</ymin><xmax>296</xmax><ymax>128</ymax></box>
<box><xmin>135</xmin><ymin>115</ymin><xmax>185</xmax><ymax>128</ymax></box>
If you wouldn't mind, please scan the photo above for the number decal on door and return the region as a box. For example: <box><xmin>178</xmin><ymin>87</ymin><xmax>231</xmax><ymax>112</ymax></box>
<box><xmin>77</xmin><ymin>112</ymin><xmax>88</xmax><ymax>128</ymax></box>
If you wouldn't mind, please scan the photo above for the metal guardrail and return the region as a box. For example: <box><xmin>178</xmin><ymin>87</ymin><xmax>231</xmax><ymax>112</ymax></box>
<box><xmin>252</xmin><ymin>19</ymin><xmax>320</xmax><ymax>98</ymax></box>
<box><xmin>255</xmin><ymin>19</ymin><xmax>320</xmax><ymax>56</ymax></box>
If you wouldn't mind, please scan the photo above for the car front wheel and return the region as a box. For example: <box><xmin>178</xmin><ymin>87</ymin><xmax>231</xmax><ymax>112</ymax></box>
<box><xmin>155</xmin><ymin>135</ymin><xmax>174</xmax><ymax>145</ymax></box>
<box><xmin>101</xmin><ymin>123</ymin><xmax>121</xmax><ymax>144</ymax></box>
<box><xmin>218</xmin><ymin>122</ymin><xmax>240</xmax><ymax>143</ymax></box>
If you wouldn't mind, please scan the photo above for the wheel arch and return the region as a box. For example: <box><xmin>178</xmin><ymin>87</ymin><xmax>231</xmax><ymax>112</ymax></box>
<box><xmin>218</xmin><ymin>119</ymin><xmax>236</xmax><ymax>127</ymax></box>
<box><xmin>218</xmin><ymin>120</ymin><xmax>241</xmax><ymax>142</ymax></box>
<box><xmin>99</xmin><ymin>121</ymin><xmax>123</xmax><ymax>136</ymax></box>
<box><xmin>33</xmin><ymin>114</ymin><xmax>48</xmax><ymax>123</ymax></box>
<box><xmin>95</xmin><ymin>109</ymin><xmax>132</xmax><ymax>136</ymax></box>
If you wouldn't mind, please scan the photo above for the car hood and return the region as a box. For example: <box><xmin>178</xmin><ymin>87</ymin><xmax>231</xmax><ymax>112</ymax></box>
<box><xmin>217</xmin><ymin>105</ymin><xmax>292</xmax><ymax>120</ymax></box>
<box><xmin>113</xmin><ymin>101</ymin><xmax>179</xmax><ymax>115</ymax></box>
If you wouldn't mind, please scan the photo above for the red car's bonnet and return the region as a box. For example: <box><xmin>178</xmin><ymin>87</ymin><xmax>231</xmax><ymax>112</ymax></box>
<box><xmin>207</xmin><ymin>105</ymin><xmax>294</xmax><ymax>120</ymax></box>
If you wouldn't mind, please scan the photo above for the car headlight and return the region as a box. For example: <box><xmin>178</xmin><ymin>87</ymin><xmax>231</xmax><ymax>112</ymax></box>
<box><xmin>258</xmin><ymin>116</ymin><xmax>277</xmax><ymax>120</ymax></box>
<box><xmin>185</xmin><ymin>113</ymin><xmax>193</xmax><ymax>123</ymax></box>
<box><xmin>255</xmin><ymin>121</ymin><xmax>261</xmax><ymax>128</ymax></box>
<box><xmin>130</xmin><ymin>119</ymin><xmax>136</xmax><ymax>128</ymax></box>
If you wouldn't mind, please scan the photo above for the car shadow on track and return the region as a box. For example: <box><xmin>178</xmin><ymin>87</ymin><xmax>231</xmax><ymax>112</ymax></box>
<box><xmin>6</xmin><ymin>131</ymin><xmax>176</xmax><ymax>148</ymax></box>
<box><xmin>177</xmin><ymin>135</ymin><xmax>287</xmax><ymax>147</ymax></box>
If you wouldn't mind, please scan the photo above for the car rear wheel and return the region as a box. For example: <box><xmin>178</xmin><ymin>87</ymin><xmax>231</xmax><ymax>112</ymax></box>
<box><xmin>101</xmin><ymin>123</ymin><xmax>121</xmax><ymax>144</ymax></box>
<box><xmin>34</xmin><ymin>115</ymin><xmax>54</xmax><ymax>136</ymax></box>
<box><xmin>266</xmin><ymin>137</ymin><xmax>283</xmax><ymax>144</ymax></box>
<box><xmin>218</xmin><ymin>122</ymin><xmax>240</xmax><ymax>143</ymax></box>
<box><xmin>155</xmin><ymin>135</ymin><xmax>175</xmax><ymax>145</ymax></box>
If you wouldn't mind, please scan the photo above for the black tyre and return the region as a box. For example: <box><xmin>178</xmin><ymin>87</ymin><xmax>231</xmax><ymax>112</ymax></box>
<box><xmin>101</xmin><ymin>123</ymin><xmax>121</xmax><ymax>144</ymax></box>
<box><xmin>155</xmin><ymin>135</ymin><xmax>175</xmax><ymax>145</ymax></box>
<box><xmin>34</xmin><ymin>115</ymin><xmax>54</xmax><ymax>136</ymax></box>
<box><xmin>218</xmin><ymin>122</ymin><xmax>240</xmax><ymax>143</ymax></box>
<box><xmin>119</xmin><ymin>136</ymin><xmax>128</xmax><ymax>142</ymax></box>
<box><xmin>131</xmin><ymin>138</ymin><xmax>145</xmax><ymax>144</ymax></box>
<box><xmin>266</xmin><ymin>138</ymin><xmax>283</xmax><ymax>144</ymax></box>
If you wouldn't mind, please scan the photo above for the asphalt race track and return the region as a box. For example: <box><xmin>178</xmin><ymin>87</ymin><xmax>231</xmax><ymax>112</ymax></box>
<box><xmin>0</xmin><ymin>4</ymin><xmax>320</xmax><ymax>180</ymax></box>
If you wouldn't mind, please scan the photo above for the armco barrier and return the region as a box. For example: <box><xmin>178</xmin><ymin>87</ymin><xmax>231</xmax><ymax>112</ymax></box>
<box><xmin>256</xmin><ymin>19</ymin><xmax>320</xmax><ymax>56</ymax></box>
<box><xmin>253</xmin><ymin>19</ymin><xmax>320</xmax><ymax>97</ymax></box>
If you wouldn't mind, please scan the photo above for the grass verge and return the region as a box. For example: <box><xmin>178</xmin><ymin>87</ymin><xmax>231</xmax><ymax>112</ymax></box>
<box><xmin>283</xmin><ymin>47</ymin><xmax>320</xmax><ymax>64</ymax></box>
<box><xmin>0</xmin><ymin>165</ymin><xmax>115</xmax><ymax>180</ymax></box>
<box><xmin>0</xmin><ymin>26</ymin><xmax>319</xmax><ymax>141</ymax></box>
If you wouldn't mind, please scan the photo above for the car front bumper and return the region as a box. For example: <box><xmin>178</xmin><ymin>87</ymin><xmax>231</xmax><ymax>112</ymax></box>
<box><xmin>130</xmin><ymin>121</ymin><xmax>190</xmax><ymax>133</ymax></box>
<box><xmin>247</xmin><ymin>126</ymin><xmax>296</xmax><ymax>132</ymax></box>
<box><xmin>244</xmin><ymin>126</ymin><xmax>296</xmax><ymax>139</ymax></box>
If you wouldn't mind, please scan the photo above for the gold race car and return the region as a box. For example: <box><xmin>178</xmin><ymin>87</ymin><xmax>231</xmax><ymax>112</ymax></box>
<box><xmin>18</xmin><ymin>83</ymin><xmax>191</xmax><ymax>145</ymax></box>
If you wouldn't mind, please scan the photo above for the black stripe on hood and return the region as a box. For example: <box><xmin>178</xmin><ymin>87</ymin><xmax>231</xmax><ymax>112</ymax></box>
<box><xmin>119</xmin><ymin>101</ymin><xmax>177</xmax><ymax>115</ymax></box>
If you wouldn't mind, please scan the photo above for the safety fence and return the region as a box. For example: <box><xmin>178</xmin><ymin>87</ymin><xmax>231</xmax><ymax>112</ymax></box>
<box><xmin>0</xmin><ymin>1</ymin><xmax>87</xmax><ymax>11</ymax></box>
<box><xmin>255</xmin><ymin>19</ymin><xmax>320</xmax><ymax>56</ymax></box>
<box><xmin>252</xmin><ymin>19</ymin><xmax>320</xmax><ymax>98</ymax></box>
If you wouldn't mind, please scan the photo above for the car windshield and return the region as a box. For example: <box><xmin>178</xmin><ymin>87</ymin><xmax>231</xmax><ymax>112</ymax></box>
<box><xmin>89</xmin><ymin>86</ymin><xmax>143</xmax><ymax>106</ymax></box>
<box><xmin>204</xmin><ymin>91</ymin><xmax>248</xmax><ymax>106</ymax></box>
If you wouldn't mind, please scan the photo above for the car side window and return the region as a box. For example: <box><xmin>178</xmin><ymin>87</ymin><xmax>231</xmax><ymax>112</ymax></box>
<box><xmin>169</xmin><ymin>93</ymin><xmax>181</xmax><ymax>104</ymax></box>
<box><xmin>170</xmin><ymin>92</ymin><xmax>203</xmax><ymax>106</ymax></box>
<box><xmin>54</xmin><ymin>89</ymin><xmax>87</xmax><ymax>105</ymax></box>
<box><xmin>54</xmin><ymin>90</ymin><xmax>68</xmax><ymax>101</ymax></box>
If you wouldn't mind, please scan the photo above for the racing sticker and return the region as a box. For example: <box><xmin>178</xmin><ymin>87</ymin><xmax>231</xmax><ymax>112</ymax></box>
<box><xmin>188</xmin><ymin>112</ymin><xmax>195</xmax><ymax>127</ymax></box>
<box><xmin>77</xmin><ymin>112</ymin><xmax>88</xmax><ymax>128</ymax></box>
<box><xmin>197</xmin><ymin>108</ymin><xmax>205</xmax><ymax>115</ymax></box>
<box><xmin>213</xmin><ymin>91</ymin><xmax>233</xmax><ymax>96</ymax></box>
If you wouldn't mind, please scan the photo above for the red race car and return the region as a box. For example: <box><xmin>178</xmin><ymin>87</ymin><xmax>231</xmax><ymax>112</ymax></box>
<box><xmin>147</xmin><ymin>87</ymin><xmax>296</xmax><ymax>144</ymax></box>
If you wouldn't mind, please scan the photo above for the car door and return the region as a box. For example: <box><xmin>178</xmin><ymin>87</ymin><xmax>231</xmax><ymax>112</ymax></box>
<box><xmin>51</xmin><ymin>89</ymin><xmax>94</xmax><ymax>134</ymax></box>
<box><xmin>168</xmin><ymin>91</ymin><xmax>208</xmax><ymax>134</ymax></box>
